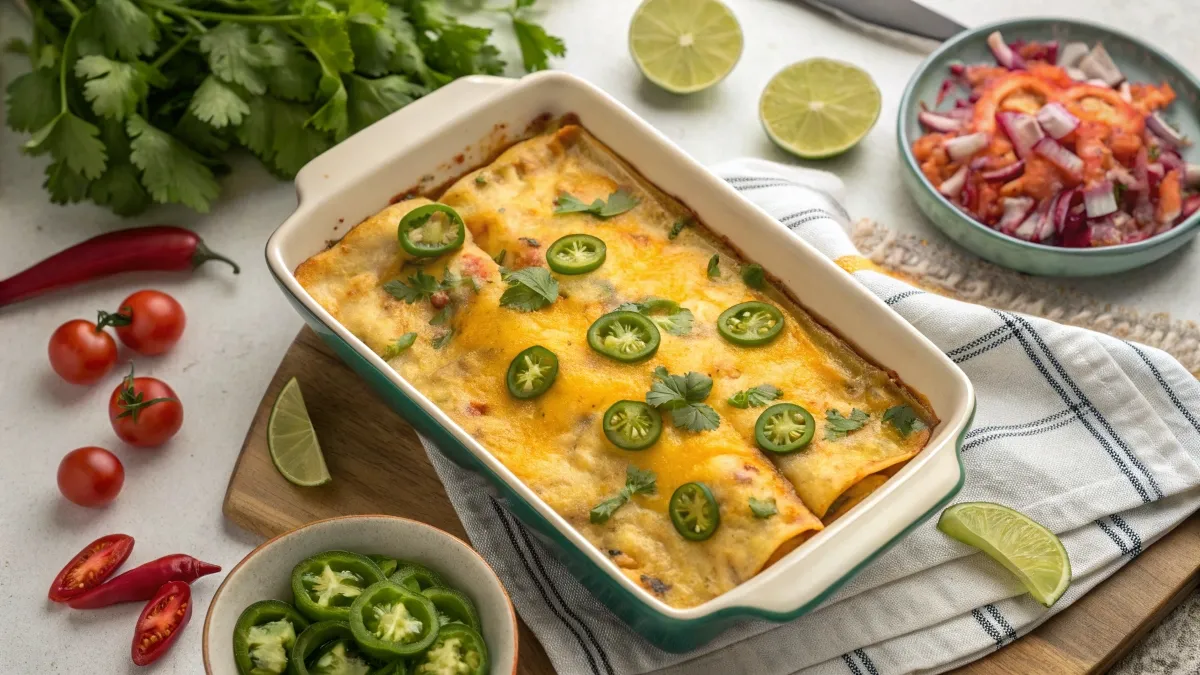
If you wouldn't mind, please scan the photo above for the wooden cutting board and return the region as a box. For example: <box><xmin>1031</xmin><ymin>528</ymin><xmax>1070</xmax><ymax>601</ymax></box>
<box><xmin>224</xmin><ymin>327</ymin><xmax>1200</xmax><ymax>675</ymax></box>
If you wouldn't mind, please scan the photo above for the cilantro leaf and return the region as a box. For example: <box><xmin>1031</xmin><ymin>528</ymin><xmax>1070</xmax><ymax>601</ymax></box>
<box><xmin>5</xmin><ymin>68</ymin><xmax>60</xmax><ymax>132</ymax></box>
<box><xmin>346</xmin><ymin>74</ymin><xmax>424</xmax><ymax>133</ymax></box>
<box><xmin>646</xmin><ymin>368</ymin><xmax>719</xmax><ymax>431</ymax></box>
<box><xmin>384</xmin><ymin>270</ymin><xmax>441</xmax><ymax>303</ymax></box>
<box><xmin>200</xmin><ymin>24</ymin><xmax>268</xmax><ymax>95</ymax></box>
<box><xmin>825</xmin><ymin>408</ymin><xmax>869</xmax><ymax>441</ymax></box>
<box><xmin>25</xmin><ymin>112</ymin><xmax>108</xmax><ymax>180</ymax></box>
<box><xmin>309</xmin><ymin>71</ymin><xmax>350</xmax><ymax>141</ymax></box>
<box><xmin>707</xmin><ymin>254</ymin><xmax>720</xmax><ymax>278</ymax></box>
<box><xmin>742</xmin><ymin>263</ymin><xmax>766</xmax><ymax>290</ymax></box>
<box><xmin>44</xmin><ymin>162</ymin><xmax>91</xmax><ymax>205</ymax></box>
<box><xmin>89</xmin><ymin>161</ymin><xmax>151</xmax><ymax>216</ymax></box>
<box><xmin>237</xmin><ymin>96</ymin><xmax>332</xmax><ymax>178</ymax></box>
<box><xmin>432</xmin><ymin>328</ymin><xmax>454</xmax><ymax>349</ymax></box>
<box><xmin>499</xmin><ymin>267</ymin><xmax>558</xmax><ymax>311</ymax></box>
<box><xmin>94</xmin><ymin>0</ymin><xmax>159</xmax><ymax>60</ymax></box>
<box><xmin>74</xmin><ymin>56</ymin><xmax>147</xmax><ymax>121</ymax></box>
<box><xmin>728</xmin><ymin>384</ymin><xmax>781</xmax><ymax>409</ymax></box>
<box><xmin>257</xmin><ymin>28</ymin><xmax>321</xmax><ymax>102</ymax></box>
<box><xmin>670</xmin><ymin>403</ymin><xmax>720</xmax><ymax>432</ymax></box>
<box><xmin>619</xmin><ymin>298</ymin><xmax>693</xmax><ymax>336</ymax></box>
<box><xmin>189</xmin><ymin>76</ymin><xmax>250</xmax><ymax>128</ymax></box>
<box><xmin>510</xmin><ymin>15</ymin><xmax>565</xmax><ymax>72</ymax></box>
<box><xmin>590</xmin><ymin>465</ymin><xmax>658</xmax><ymax>524</ymax></box>
<box><xmin>554</xmin><ymin>189</ymin><xmax>640</xmax><ymax>218</ymax></box>
<box><xmin>429</xmin><ymin>305</ymin><xmax>453</xmax><ymax>326</ymax></box>
<box><xmin>126</xmin><ymin>115</ymin><xmax>220</xmax><ymax>212</ymax></box>
<box><xmin>492</xmin><ymin>249</ymin><xmax>506</xmax><ymax>265</ymax></box>
<box><xmin>749</xmin><ymin>497</ymin><xmax>778</xmax><ymax>519</ymax></box>
<box><xmin>381</xmin><ymin>332</ymin><xmax>417</xmax><ymax>359</ymax></box>
<box><xmin>883</xmin><ymin>405</ymin><xmax>928</xmax><ymax>438</ymax></box>
<box><xmin>668</xmin><ymin>218</ymin><xmax>689</xmax><ymax>240</ymax></box>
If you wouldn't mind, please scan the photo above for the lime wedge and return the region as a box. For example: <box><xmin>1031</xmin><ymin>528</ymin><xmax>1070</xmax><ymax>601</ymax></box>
<box><xmin>759</xmin><ymin>58</ymin><xmax>881</xmax><ymax>159</ymax></box>
<box><xmin>268</xmin><ymin>377</ymin><xmax>331</xmax><ymax>487</ymax></box>
<box><xmin>629</xmin><ymin>0</ymin><xmax>743</xmax><ymax>94</ymax></box>
<box><xmin>938</xmin><ymin>502</ymin><xmax>1071</xmax><ymax>607</ymax></box>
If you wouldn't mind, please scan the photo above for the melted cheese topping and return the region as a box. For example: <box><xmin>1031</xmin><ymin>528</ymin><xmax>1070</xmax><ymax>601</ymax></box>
<box><xmin>296</xmin><ymin>124</ymin><xmax>933</xmax><ymax>608</ymax></box>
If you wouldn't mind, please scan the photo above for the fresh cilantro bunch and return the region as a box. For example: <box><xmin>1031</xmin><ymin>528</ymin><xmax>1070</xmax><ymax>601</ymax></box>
<box><xmin>5</xmin><ymin>0</ymin><xmax>564</xmax><ymax>215</ymax></box>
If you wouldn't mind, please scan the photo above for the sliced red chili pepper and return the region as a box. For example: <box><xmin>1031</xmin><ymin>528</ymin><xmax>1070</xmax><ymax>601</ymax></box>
<box><xmin>48</xmin><ymin>534</ymin><xmax>134</xmax><ymax>602</ymax></box>
<box><xmin>69</xmin><ymin>554</ymin><xmax>221</xmax><ymax>609</ymax></box>
<box><xmin>131</xmin><ymin>581</ymin><xmax>192</xmax><ymax>666</ymax></box>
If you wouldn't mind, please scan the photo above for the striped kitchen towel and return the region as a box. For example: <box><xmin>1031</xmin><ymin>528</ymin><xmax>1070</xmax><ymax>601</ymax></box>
<box><xmin>420</xmin><ymin>159</ymin><xmax>1200</xmax><ymax>675</ymax></box>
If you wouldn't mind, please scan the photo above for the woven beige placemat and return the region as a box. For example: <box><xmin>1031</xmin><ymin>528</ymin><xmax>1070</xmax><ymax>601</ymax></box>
<box><xmin>850</xmin><ymin>220</ymin><xmax>1200</xmax><ymax>376</ymax></box>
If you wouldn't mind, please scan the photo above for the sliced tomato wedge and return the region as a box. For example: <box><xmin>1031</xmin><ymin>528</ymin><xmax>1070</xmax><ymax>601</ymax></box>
<box><xmin>131</xmin><ymin>581</ymin><xmax>192</xmax><ymax>666</ymax></box>
<box><xmin>48</xmin><ymin>534</ymin><xmax>134</xmax><ymax>602</ymax></box>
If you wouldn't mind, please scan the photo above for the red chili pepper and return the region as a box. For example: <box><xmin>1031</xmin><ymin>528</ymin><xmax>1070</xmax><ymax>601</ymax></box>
<box><xmin>131</xmin><ymin>581</ymin><xmax>192</xmax><ymax>666</ymax></box>
<box><xmin>0</xmin><ymin>226</ymin><xmax>239</xmax><ymax>308</ymax></box>
<box><xmin>68</xmin><ymin>554</ymin><xmax>221</xmax><ymax>609</ymax></box>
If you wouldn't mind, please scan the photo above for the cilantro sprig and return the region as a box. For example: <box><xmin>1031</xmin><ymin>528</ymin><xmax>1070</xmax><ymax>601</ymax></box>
<box><xmin>590</xmin><ymin>465</ymin><xmax>657</xmax><ymax>524</ymax></box>
<box><xmin>727</xmin><ymin>384</ymin><xmax>781</xmax><ymax>409</ymax></box>
<box><xmin>884</xmin><ymin>405</ymin><xmax>928</xmax><ymax>438</ymax></box>
<box><xmin>646</xmin><ymin>367</ymin><xmax>720</xmax><ymax>432</ymax></box>
<box><xmin>6</xmin><ymin>0</ymin><xmax>565</xmax><ymax>215</ymax></box>
<box><xmin>825</xmin><ymin>408</ymin><xmax>869</xmax><ymax>441</ymax></box>
<box><xmin>615</xmin><ymin>297</ymin><xmax>694</xmax><ymax>336</ymax></box>
<box><xmin>499</xmin><ymin>266</ymin><xmax>558</xmax><ymax>311</ymax></box>
<box><xmin>554</xmin><ymin>189</ymin><xmax>640</xmax><ymax>219</ymax></box>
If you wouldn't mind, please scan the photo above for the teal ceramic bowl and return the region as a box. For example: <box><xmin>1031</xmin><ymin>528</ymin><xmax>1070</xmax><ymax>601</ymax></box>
<box><xmin>898</xmin><ymin>17</ymin><xmax>1200</xmax><ymax>276</ymax></box>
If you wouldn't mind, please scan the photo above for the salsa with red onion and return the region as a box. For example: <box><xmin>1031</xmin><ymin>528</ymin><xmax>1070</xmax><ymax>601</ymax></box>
<box><xmin>913</xmin><ymin>32</ymin><xmax>1198</xmax><ymax>248</ymax></box>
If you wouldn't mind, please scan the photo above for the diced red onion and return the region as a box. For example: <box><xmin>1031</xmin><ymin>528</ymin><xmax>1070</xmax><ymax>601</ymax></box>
<box><xmin>1118</xmin><ymin>82</ymin><xmax>1132</xmax><ymax>103</ymax></box>
<box><xmin>1065</xmin><ymin>67</ymin><xmax>1088</xmax><ymax>81</ymax></box>
<box><xmin>987</xmin><ymin>31</ymin><xmax>1025</xmax><ymax>70</ymax></box>
<box><xmin>1159</xmin><ymin>149</ymin><xmax>1185</xmax><ymax>175</ymax></box>
<box><xmin>1133</xmin><ymin>149</ymin><xmax>1155</xmax><ymax>227</ymax></box>
<box><xmin>1107</xmin><ymin>164</ymin><xmax>1140</xmax><ymax>190</ymax></box>
<box><xmin>1035</xmin><ymin>102</ymin><xmax>1079</xmax><ymax>139</ymax></box>
<box><xmin>1052</xmin><ymin>188</ymin><xmax>1083</xmax><ymax>234</ymax></box>
<box><xmin>1012</xmin><ymin>213</ymin><xmax>1041</xmax><ymax>241</ymax></box>
<box><xmin>1183</xmin><ymin>195</ymin><xmax>1200</xmax><ymax>219</ymax></box>
<box><xmin>1034</xmin><ymin>137</ymin><xmax>1084</xmax><ymax>180</ymax></box>
<box><xmin>918</xmin><ymin>111</ymin><xmax>964</xmax><ymax>133</ymax></box>
<box><xmin>1111</xmin><ymin>212</ymin><xmax>1138</xmax><ymax>243</ymax></box>
<box><xmin>936</xmin><ymin>79</ymin><xmax>956</xmax><ymax>106</ymax></box>
<box><xmin>1146</xmin><ymin>113</ymin><xmax>1191</xmax><ymax>148</ymax></box>
<box><xmin>1058</xmin><ymin>42</ymin><xmax>1089</xmax><ymax>68</ymax></box>
<box><xmin>1185</xmin><ymin>164</ymin><xmax>1200</xmax><ymax>186</ymax></box>
<box><xmin>1083</xmin><ymin>181</ymin><xmax>1118</xmax><ymax>218</ymax></box>
<box><xmin>944</xmin><ymin>132</ymin><xmax>990</xmax><ymax>161</ymax></box>
<box><xmin>1147</xmin><ymin>162</ymin><xmax>1165</xmax><ymax>179</ymax></box>
<box><xmin>949</xmin><ymin>62</ymin><xmax>966</xmax><ymax>76</ymax></box>
<box><xmin>980</xmin><ymin>160</ymin><xmax>1025</xmax><ymax>182</ymax></box>
<box><xmin>1087</xmin><ymin>217</ymin><xmax>1122</xmax><ymax>246</ymax></box>
<box><xmin>1078</xmin><ymin>43</ymin><xmax>1124</xmax><ymax>86</ymax></box>
<box><xmin>996</xmin><ymin>111</ymin><xmax>1044</xmax><ymax>159</ymax></box>
<box><xmin>939</xmin><ymin>166</ymin><xmax>968</xmax><ymax>198</ymax></box>
<box><xmin>996</xmin><ymin>197</ymin><xmax>1036</xmax><ymax>234</ymax></box>
<box><xmin>944</xmin><ymin>107</ymin><xmax>973</xmax><ymax>120</ymax></box>
<box><xmin>968</xmin><ymin>91</ymin><xmax>981</xmax><ymax>103</ymax></box>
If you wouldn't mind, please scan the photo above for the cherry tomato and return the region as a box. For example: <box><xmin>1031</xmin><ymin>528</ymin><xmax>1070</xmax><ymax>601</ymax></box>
<box><xmin>57</xmin><ymin>446</ymin><xmax>125</xmax><ymax>507</ymax></box>
<box><xmin>112</xmin><ymin>290</ymin><xmax>186</xmax><ymax>355</ymax></box>
<box><xmin>48</xmin><ymin>534</ymin><xmax>135</xmax><ymax>602</ymax></box>
<box><xmin>131</xmin><ymin>581</ymin><xmax>192</xmax><ymax>666</ymax></box>
<box><xmin>48</xmin><ymin>319</ymin><xmax>118</xmax><ymax>385</ymax></box>
<box><xmin>108</xmin><ymin>365</ymin><xmax>183</xmax><ymax>448</ymax></box>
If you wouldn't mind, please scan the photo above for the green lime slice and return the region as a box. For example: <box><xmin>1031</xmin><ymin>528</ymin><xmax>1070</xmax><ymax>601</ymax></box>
<box><xmin>628</xmin><ymin>0</ymin><xmax>744</xmax><ymax>94</ymax></box>
<box><xmin>268</xmin><ymin>377</ymin><xmax>331</xmax><ymax>487</ymax></box>
<box><xmin>938</xmin><ymin>502</ymin><xmax>1071</xmax><ymax>607</ymax></box>
<box><xmin>759</xmin><ymin>58</ymin><xmax>882</xmax><ymax>159</ymax></box>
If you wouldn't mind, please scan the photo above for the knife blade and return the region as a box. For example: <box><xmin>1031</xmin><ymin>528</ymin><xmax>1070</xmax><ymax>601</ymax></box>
<box><xmin>793</xmin><ymin>0</ymin><xmax>966</xmax><ymax>42</ymax></box>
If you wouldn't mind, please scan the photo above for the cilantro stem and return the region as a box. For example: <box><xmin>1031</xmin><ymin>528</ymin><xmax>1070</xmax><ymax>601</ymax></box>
<box><xmin>151</xmin><ymin>29</ymin><xmax>195</xmax><ymax>69</ymax></box>
<box><xmin>57</xmin><ymin>15</ymin><xmax>82</xmax><ymax>115</ymax></box>
<box><xmin>56</xmin><ymin>0</ymin><xmax>81</xmax><ymax>19</ymax></box>
<box><xmin>138</xmin><ymin>0</ymin><xmax>307</xmax><ymax>23</ymax></box>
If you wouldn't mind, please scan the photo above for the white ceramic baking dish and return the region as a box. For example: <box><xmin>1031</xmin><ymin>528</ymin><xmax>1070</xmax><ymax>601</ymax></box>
<box><xmin>265</xmin><ymin>71</ymin><xmax>975</xmax><ymax>651</ymax></box>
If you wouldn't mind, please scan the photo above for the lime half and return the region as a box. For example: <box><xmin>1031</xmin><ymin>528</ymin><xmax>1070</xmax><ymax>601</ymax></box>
<box><xmin>938</xmin><ymin>502</ymin><xmax>1071</xmax><ymax>607</ymax></box>
<box><xmin>759</xmin><ymin>58</ymin><xmax>881</xmax><ymax>159</ymax></box>
<box><xmin>629</xmin><ymin>0</ymin><xmax>743</xmax><ymax>94</ymax></box>
<box><xmin>268</xmin><ymin>377</ymin><xmax>331</xmax><ymax>487</ymax></box>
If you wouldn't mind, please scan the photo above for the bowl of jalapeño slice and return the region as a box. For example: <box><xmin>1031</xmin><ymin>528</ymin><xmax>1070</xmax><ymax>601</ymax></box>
<box><xmin>203</xmin><ymin>515</ymin><xmax>517</xmax><ymax>675</ymax></box>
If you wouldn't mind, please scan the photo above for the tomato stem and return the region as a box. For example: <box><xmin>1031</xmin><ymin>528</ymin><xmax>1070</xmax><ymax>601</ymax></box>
<box><xmin>116</xmin><ymin>364</ymin><xmax>178</xmax><ymax>423</ymax></box>
<box><xmin>96</xmin><ymin>307</ymin><xmax>133</xmax><ymax>332</ymax></box>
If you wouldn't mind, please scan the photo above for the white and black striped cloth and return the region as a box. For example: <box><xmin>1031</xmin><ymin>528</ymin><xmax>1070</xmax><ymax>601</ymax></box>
<box><xmin>421</xmin><ymin>160</ymin><xmax>1200</xmax><ymax>674</ymax></box>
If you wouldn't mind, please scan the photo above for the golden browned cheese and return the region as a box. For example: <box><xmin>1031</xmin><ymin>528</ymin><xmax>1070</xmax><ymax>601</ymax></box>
<box><xmin>295</xmin><ymin>124</ymin><xmax>933</xmax><ymax>607</ymax></box>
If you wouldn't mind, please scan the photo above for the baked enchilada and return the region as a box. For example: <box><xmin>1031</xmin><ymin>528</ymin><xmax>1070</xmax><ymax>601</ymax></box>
<box><xmin>295</xmin><ymin>123</ymin><xmax>935</xmax><ymax>608</ymax></box>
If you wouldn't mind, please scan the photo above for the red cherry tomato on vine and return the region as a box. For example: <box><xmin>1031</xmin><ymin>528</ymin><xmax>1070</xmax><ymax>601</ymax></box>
<box><xmin>108</xmin><ymin>365</ymin><xmax>183</xmax><ymax>448</ymax></box>
<box><xmin>110</xmin><ymin>290</ymin><xmax>186</xmax><ymax>355</ymax></box>
<box><xmin>48</xmin><ymin>319</ymin><xmax>118</xmax><ymax>384</ymax></box>
<box><xmin>131</xmin><ymin>580</ymin><xmax>192</xmax><ymax>666</ymax></box>
<box><xmin>57</xmin><ymin>446</ymin><xmax>125</xmax><ymax>507</ymax></box>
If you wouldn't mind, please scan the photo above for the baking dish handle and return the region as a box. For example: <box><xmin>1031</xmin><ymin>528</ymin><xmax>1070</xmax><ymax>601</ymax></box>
<box><xmin>294</xmin><ymin>75</ymin><xmax>517</xmax><ymax>203</ymax></box>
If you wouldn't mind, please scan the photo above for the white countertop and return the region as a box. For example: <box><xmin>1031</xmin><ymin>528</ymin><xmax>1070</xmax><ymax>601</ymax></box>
<box><xmin>2</xmin><ymin>0</ymin><xmax>1197</xmax><ymax>672</ymax></box>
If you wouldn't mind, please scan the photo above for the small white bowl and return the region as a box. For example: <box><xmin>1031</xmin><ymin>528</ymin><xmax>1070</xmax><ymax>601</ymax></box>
<box><xmin>203</xmin><ymin>515</ymin><xmax>518</xmax><ymax>674</ymax></box>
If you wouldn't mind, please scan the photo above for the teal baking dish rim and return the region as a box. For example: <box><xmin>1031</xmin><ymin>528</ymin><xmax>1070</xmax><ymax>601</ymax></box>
<box><xmin>268</xmin><ymin>259</ymin><xmax>973</xmax><ymax>652</ymax></box>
